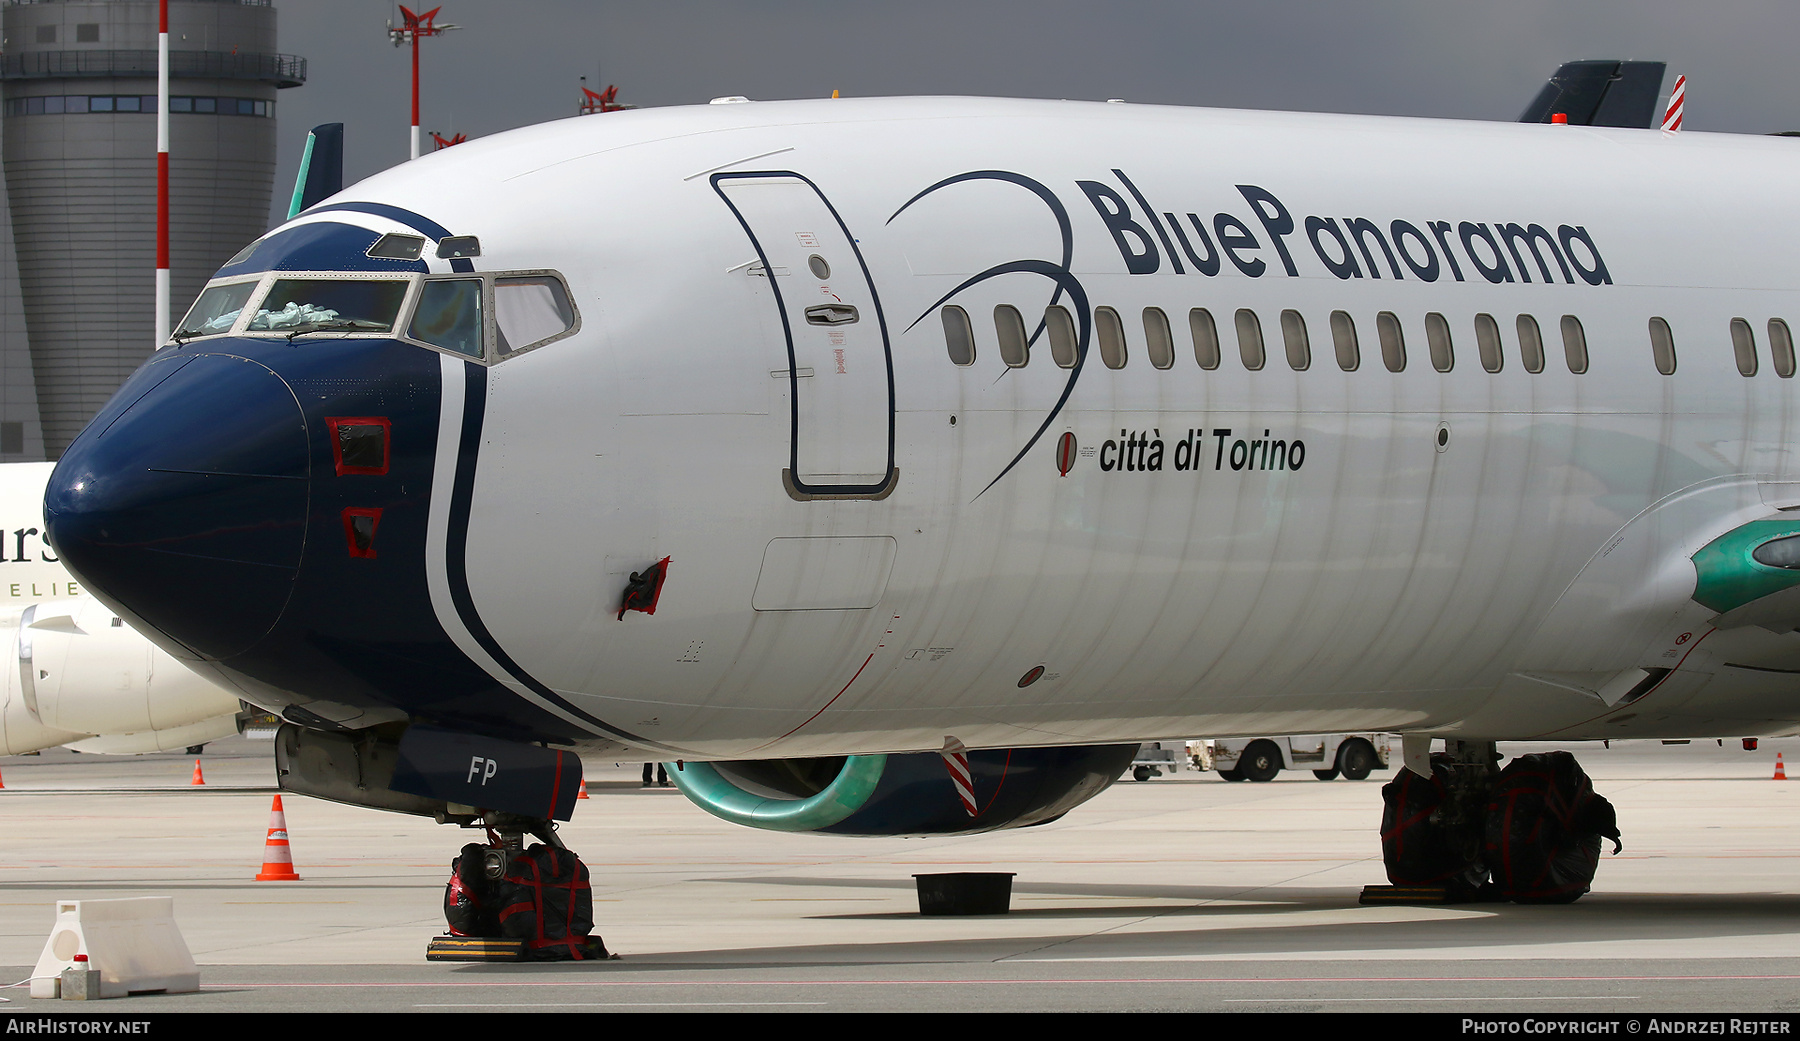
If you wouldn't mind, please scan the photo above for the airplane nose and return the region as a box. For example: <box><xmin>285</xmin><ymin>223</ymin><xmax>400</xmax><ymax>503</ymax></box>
<box><xmin>44</xmin><ymin>351</ymin><xmax>310</xmax><ymax>660</ymax></box>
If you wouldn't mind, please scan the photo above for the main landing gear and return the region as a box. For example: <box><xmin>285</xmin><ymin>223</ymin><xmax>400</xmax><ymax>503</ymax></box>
<box><xmin>1374</xmin><ymin>740</ymin><xmax>1622</xmax><ymax>904</ymax></box>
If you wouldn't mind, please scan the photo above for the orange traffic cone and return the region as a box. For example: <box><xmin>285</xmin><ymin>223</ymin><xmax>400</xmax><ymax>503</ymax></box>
<box><xmin>190</xmin><ymin>759</ymin><xmax>205</xmax><ymax>785</ymax></box>
<box><xmin>577</xmin><ymin>777</ymin><xmax>589</xmax><ymax>800</ymax></box>
<box><xmin>255</xmin><ymin>795</ymin><xmax>301</xmax><ymax>881</ymax></box>
<box><xmin>1775</xmin><ymin>753</ymin><xmax>1788</xmax><ymax>781</ymax></box>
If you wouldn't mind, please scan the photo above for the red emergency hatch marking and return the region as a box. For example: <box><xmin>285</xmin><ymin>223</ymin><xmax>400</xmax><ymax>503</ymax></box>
<box><xmin>342</xmin><ymin>507</ymin><xmax>382</xmax><ymax>558</ymax></box>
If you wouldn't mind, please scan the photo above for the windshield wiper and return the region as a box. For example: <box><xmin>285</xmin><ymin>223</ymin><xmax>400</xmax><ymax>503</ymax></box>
<box><xmin>286</xmin><ymin>319</ymin><xmax>388</xmax><ymax>341</ymax></box>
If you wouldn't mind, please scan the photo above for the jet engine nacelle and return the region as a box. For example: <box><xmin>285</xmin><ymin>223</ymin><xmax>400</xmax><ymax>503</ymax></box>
<box><xmin>671</xmin><ymin>744</ymin><xmax>1137</xmax><ymax>836</ymax></box>
<box><xmin>8</xmin><ymin>598</ymin><xmax>242</xmax><ymax>752</ymax></box>
<box><xmin>0</xmin><ymin>628</ymin><xmax>81</xmax><ymax>756</ymax></box>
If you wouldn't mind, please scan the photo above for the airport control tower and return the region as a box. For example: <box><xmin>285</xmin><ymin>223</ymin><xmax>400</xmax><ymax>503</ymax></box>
<box><xmin>0</xmin><ymin>0</ymin><xmax>305</xmax><ymax>458</ymax></box>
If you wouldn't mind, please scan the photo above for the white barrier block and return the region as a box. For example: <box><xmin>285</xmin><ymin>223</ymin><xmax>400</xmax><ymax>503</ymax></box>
<box><xmin>30</xmin><ymin>898</ymin><xmax>199</xmax><ymax>999</ymax></box>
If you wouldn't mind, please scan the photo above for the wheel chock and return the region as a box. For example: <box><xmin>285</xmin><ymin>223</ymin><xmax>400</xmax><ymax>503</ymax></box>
<box><xmin>1360</xmin><ymin>884</ymin><xmax>1466</xmax><ymax>905</ymax></box>
<box><xmin>426</xmin><ymin>935</ymin><xmax>613</xmax><ymax>962</ymax></box>
<box><xmin>426</xmin><ymin>935</ymin><xmax>528</xmax><ymax>961</ymax></box>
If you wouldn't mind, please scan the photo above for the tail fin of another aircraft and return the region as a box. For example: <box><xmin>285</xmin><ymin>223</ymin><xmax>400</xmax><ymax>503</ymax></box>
<box><xmin>1520</xmin><ymin>60</ymin><xmax>1667</xmax><ymax>128</ymax></box>
<box><xmin>286</xmin><ymin>122</ymin><xmax>345</xmax><ymax>220</ymax></box>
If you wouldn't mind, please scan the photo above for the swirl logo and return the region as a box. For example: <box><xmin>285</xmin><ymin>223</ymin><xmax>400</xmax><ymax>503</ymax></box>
<box><xmin>889</xmin><ymin>170</ymin><xmax>1092</xmax><ymax>497</ymax></box>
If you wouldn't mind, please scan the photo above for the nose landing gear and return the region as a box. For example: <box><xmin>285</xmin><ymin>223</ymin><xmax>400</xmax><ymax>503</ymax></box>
<box><xmin>431</xmin><ymin>812</ymin><xmax>612</xmax><ymax>962</ymax></box>
<box><xmin>272</xmin><ymin>725</ymin><xmax>611</xmax><ymax>961</ymax></box>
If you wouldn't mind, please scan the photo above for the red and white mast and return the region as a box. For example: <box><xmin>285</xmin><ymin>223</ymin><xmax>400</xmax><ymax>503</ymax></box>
<box><xmin>388</xmin><ymin>6</ymin><xmax>457</xmax><ymax>161</ymax></box>
<box><xmin>1662</xmin><ymin>74</ymin><xmax>1686</xmax><ymax>132</ymax></box>
<box><xmin>154</xmin><ymin>0</ymin><xmax>169</xmax><ymax>344</ymax></box>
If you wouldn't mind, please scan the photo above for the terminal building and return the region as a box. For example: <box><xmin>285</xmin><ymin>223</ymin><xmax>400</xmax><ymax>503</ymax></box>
<box><xmin>0</xmin><ymin>0</ymin><xmax>304</xmax><ymax>459</ymax></box>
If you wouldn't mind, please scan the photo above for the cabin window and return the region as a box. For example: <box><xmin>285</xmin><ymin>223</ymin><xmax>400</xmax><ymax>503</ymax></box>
<box><xmin>942</xmin><ymin>305</ymin><xmax>975</xmax><ymax>365</ymax></box>
<box><xmin>1143</xmin><ymin>307</ymin><xmax>1174</xmax><ymax>369</ymax></box>
<box><xmin>1377</xmin><ymin>311</ymin><xmax>1405</xmax><ymax>372</ymax></box>
<box><xmin>1731</xmin><ymin>318</ymin><xmax>1757</xmax><ymax>376</ymax></box>
<box><xmin>1517</xmin><ymin>314</ymin><xmax>1545</xmax><ymax>373</ymax></box>
<box><xmin>1045</xmin><ymin>305</ymin><xmax>1077</xmax><ymax>368</ymax></box>
<box><xmin>1330</xmin><ymin>311</ymin><xmax>1358</xmax><ymax>371</ymax></box>
<box><xmin>995</xmin><ymin>304</ymin><xmax>1029</xmax><ymax>368</ymax></box>
<box><xmin>1096</xmin><ymin>307</ymin><xmax>1128</xmax><ymax>369</ymax></box>
<box><xmin>1235</xmin><ymin>309</ymin><xmax>1265</xmax><ymax>371</ymax></box>
<box><xmin>173</xmin><ymin>279</ymin><xmax>260</xmax><ymax>339</ymax></box>
<box><xmin>1475</xmin><ymin>313</ymin><xmax>1503</xmax><ymax>373</ymax></box>
<box><xmin>493</xmin><ymin>275</ymin><xmax>577</xmax><ymax>356</ymax></box>
<box><xmin>1280</xmin><ymin>309</ymin><xmax>1310</xmax><ymax>371</ymax></box>
<box><xmin>1649</xmin><ymin>316</ymin><xmax>1676</xmax><ymax>375</ymax></box>
<box><xmin>1561</xmin><ymin>315</ymin><xmax>1589</xmax><ymax>374</ymax></box>
<box><xmin>1190</xmin><ymin>308</ymin><xmax>1220</xmax><ymax>369</ymax></box>
<box><xmin>1771</xmin><ymin>319</ymin><xmax>1795</xmax><ymax>378</ymax></box>
<box><xmin>1425</xmin><ymin>312</ymin><xmax>1454</xmax><ymax>372</ymax></box>
<box><xmin>248</xmin><ymin>278</ymin><xmax>409</xmax><ymax>333</ymax></box>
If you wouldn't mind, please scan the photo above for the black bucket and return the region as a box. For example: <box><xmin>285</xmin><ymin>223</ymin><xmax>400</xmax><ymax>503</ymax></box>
<box><xmin>913</xmin><ymin>872</ymin><xmax>1016</xmax><ymax>915</ymax></box>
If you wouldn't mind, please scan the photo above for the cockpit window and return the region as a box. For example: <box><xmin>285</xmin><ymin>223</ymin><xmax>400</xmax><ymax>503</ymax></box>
<box><xmin>493</xmin><ymin>275</ymin><xmax>576</xmax><ymax>356</ymax></box>
<box><xmin>224</xmin><ymin>239</ymin><xmax>259</xmax><ymax>267</ymax></box>
<box><xmin>175</xmin><ymin>262</ymin><xmax>579</xmax><ymax>360</ymax></box>
<box><xmin>247</xmin><ymin>278</ymin><xmax>409</xmax><ymax>334</ymax></box>
<box><xmin>367</xmin><ymin>233</ymin><xmax>427</xmax><ymax>261</ymax></box>
<box><xmin>408</xmin><ymin>278</ymin><xmax>483</xmax><ymax>358</ymax></box>
<box><xmin>174</xmin><ymin>280</ymin><xmax>259</xmax><ymax>339</ymax></box>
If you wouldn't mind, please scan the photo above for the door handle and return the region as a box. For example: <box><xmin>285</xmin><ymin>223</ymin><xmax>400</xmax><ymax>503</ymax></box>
<box><xmin>804</xmin><ymin>304</ymin><xmax>859</xmax><ymax>325</ymax></box>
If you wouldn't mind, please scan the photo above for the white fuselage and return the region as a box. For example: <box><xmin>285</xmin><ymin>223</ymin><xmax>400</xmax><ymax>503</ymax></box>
<box><xmin>173</xmin><ymin>98</ymin><xmax>1800</xmax><ymax>757</ymax></box>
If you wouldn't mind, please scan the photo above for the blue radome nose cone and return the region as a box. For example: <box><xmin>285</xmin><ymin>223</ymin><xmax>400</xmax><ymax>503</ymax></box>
<box><xmin>45</xmin><ymin>351</ymin><xmax>310</xmax><ymax>660</ymax></box>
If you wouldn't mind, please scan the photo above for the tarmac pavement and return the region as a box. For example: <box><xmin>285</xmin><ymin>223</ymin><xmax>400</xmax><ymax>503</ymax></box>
<box><xmin>0</xmin><ymin>735</ymin><xmax>1792</xmax><ymax>1012</ymax></box>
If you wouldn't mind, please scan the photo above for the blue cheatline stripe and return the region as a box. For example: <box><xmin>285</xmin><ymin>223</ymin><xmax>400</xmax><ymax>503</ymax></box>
<box><xmin>303</xmin><ymin>201</ymin><xmax>475</xmax><ymax>272</ymax></box>
<box><xmin>304</xmin><ymin>201</ymin><xmax>452</xmax><ymax>240</ymax></box>
<box><xmin>442</xmin><ymin>361</ymin><xmax>655</xmax><ymax>747</ymax></box>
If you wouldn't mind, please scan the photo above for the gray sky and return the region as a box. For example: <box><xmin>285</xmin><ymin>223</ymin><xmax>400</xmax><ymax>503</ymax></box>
<box><xmin>272</xmin><ymin>1</ymin><xmax>1800</xmax><ymax>223</ymax></box>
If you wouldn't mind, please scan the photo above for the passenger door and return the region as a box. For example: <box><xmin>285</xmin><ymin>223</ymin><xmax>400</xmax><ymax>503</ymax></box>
<box><xmin>713</xmin><ymin>172</ymin><xmax>896</xmax><ymax>499</ymax></box>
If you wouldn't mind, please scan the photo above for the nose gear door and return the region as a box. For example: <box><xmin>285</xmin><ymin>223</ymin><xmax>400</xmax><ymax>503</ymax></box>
<box><xmin>714</xmin><ymin>172</ymin><xmax>896</xmax><ymax>499</ymax></box>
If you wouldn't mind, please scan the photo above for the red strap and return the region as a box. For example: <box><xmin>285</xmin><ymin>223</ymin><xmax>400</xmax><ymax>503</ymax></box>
<box><xmin>529</xmin><ymin>859</ymin><xmax>545</xmax><ymax>947</ymax></box>
<box><xmin>563</xmin><ymin>856</ymin><xmax>578</xmax><ymax>949</ymax></box>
